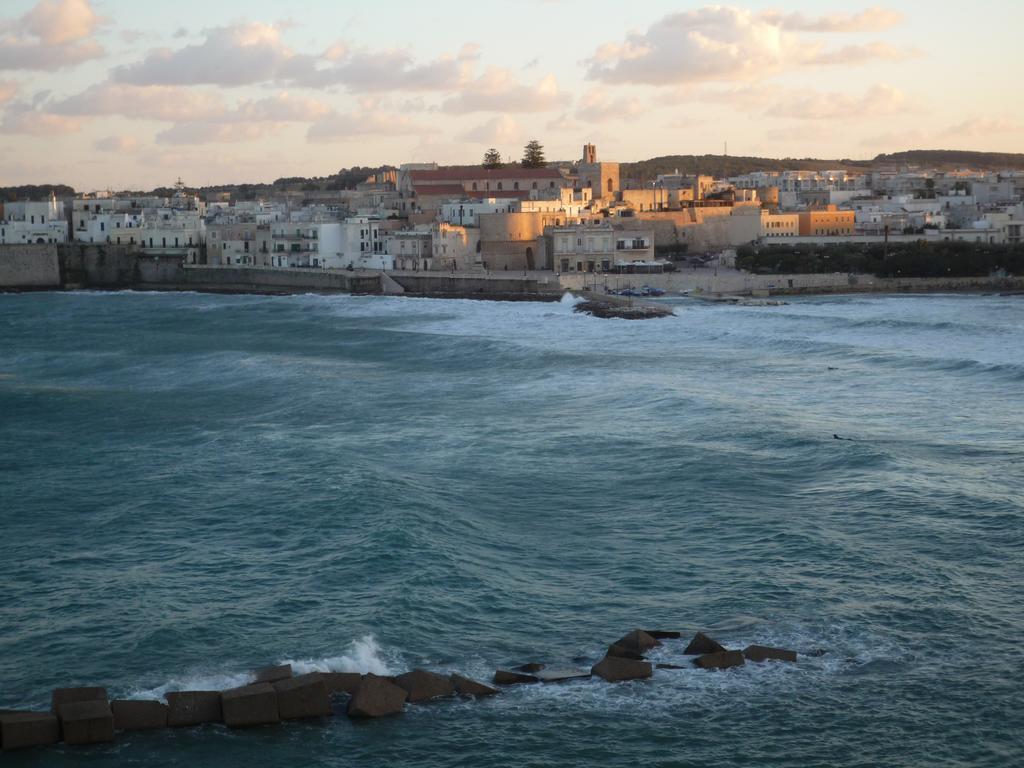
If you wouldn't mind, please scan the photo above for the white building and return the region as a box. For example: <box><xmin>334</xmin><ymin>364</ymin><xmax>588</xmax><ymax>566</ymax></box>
<box><xmin>440</xmin><ymin>198</ymin><xmax>518</xmax><ymax>227</ymax></box>
<box><xmin>1</xmin><ymin>194</ymin><xmax>68</xmax><ymax>244</ymax></box>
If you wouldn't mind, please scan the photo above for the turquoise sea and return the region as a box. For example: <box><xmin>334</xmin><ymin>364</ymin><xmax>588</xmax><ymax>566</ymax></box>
<box><xmin>1</xmin><ymin>291</ymin><xmax>1022</xmax><ymax>766</ymax></box>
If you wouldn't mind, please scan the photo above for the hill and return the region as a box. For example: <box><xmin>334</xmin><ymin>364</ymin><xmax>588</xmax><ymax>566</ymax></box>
<box><xmin>621</xmin><ymin>150</ymin><xmax>1024</xmax><ymax>185</ymax></box>
<box><xmin>870</xmin><ymin>150</ymin><xmax>1024</xmax><ymax>170</ymax></box>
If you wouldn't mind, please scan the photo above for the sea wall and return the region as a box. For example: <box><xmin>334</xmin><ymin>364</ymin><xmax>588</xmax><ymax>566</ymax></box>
<box><xmin>389</xmin><ymin>272</ymin><xmax>562</xmax><ymax>299</ymax></box>
<box><xmin>153</xmin><ymin>265</ymin><xmax>382</xmax><ymax>294</ymax></box>
<box><xmin>558</xmin><ymin>269</ymin><xmax>1024</xmax><ymax>296</ymax></box>
<box><xmin>0</xmin><ymin>244</ymin><xmax>61</xmax><ymax>289</ymax></box>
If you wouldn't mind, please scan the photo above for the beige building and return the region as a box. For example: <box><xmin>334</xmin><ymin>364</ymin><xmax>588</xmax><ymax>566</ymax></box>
<box><xmin>761</xmin><ymin>212</ymin><xmax>800</xmax><ymax>238</ymax></box>
<box><xmin>548</xmin><ymin>221</ymin><xmax>655</xmax><ymax>273</ymax></box>
<box><xmin>478</xmin><ymin>210</ymin><xmax>569</xmax><ymax>271</ymax></box>
<box><xmin>577</xmin><ymin>144</ymin><xmax>620</xmax><ymax>201</ymax></box>
<box><xmin>432</xmin><ymin>223</ymin><xmax>482</xmax><ymax>271</ymax></box>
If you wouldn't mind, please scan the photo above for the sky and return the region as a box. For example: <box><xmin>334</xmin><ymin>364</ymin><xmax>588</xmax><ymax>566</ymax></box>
<box><xmin>0</xmin><ymin>0</ymin><xmax>1021</xmax><ymax>190</ymax></box>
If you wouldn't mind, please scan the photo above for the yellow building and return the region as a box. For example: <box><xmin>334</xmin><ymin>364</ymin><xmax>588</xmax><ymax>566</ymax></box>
<box><xmin>798</xmin><ymin>206</ymin><xmax>855</xmax><ymax>236</ymax></box>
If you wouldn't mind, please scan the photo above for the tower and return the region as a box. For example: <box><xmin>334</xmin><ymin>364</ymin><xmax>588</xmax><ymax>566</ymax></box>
<box><xmin>582</xmin><ymin>143</ymin><xmax>597</xmax><ymax>164</ymax></box>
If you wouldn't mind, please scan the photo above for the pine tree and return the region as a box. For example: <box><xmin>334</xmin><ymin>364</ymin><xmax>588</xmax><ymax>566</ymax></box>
<box><xmin>482</xmin><ymin>148</ymin><xmax>503</xmax><ymax>169</ymax></box>
<box><xmin>521</xmin><ymin>139</ymin><xmax>546</xmax><ymax>169</ymax></box>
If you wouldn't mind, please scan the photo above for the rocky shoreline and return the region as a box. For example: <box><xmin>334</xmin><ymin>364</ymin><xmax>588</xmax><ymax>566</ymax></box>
<box><xmin>0</xmin><ymin>629</ymin><xmax>797</xmax><ymax>752</ymax></box>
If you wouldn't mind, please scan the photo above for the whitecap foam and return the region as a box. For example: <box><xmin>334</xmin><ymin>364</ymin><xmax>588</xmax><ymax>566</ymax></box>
<box><xmin>123</xmin><ymin>635</ymin><xmax>397</xmax><ymax>700</ymax></box>
<box><xmin>282</xmin><ymin>635</ymin><xmax>397</xmax><ymax>677</ymax></box>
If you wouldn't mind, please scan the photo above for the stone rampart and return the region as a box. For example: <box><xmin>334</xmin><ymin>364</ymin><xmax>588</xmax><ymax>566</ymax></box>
<box><xmin>0</xmin><ymin>244</ymin><xmax>61</xmax><ymax>289</ymax></box>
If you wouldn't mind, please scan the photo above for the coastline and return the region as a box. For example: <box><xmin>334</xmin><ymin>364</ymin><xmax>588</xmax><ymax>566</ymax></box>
<box><xmin>1</xmin><ymin>244</ymin><xmax>1022</xmax><ymax>300</ymax></box>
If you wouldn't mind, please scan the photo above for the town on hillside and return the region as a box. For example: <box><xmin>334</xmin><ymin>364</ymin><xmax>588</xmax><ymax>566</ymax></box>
<box><xmin>2</xmin><ymin>142</ymin><xmax>1023</xmax><ymax>277</ymax></box>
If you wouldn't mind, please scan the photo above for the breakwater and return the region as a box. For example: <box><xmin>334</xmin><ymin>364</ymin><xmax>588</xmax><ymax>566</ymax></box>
<box><xmin>1</xmin><ymin>629</ymin><xmax>794</xmax><ymax>752</ymax></box>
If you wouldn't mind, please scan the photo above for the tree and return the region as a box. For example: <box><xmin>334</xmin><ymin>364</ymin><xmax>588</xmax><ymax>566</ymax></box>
<box><xmin>521</xmin><ymin>139</ymin><xmax>546</xmax><ymax>169</ymax></box>
<box><xmin>482</xmin><ymin>148</ymin><xmax>503</xmax><ymax>169</ymax></box>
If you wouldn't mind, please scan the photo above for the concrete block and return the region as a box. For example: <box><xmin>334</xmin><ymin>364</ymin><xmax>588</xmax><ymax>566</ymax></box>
<box><xmin>165</xmin><ymin>691</ymin><xmax>222</xmax><ymax>727</ymax></box>
<box><xmin>346</xmin><ymin>674</ymin><xmax>407</xmax><ymax>718</ymax></box>
<box><xmin>321</xmin><ymin>672</ymin><xmax>362</xmax><ymax>696</ymax></box>
<box><xmin>0</xmin><ymin>712</ymin><xmax>60</xmax><ymax>751</ymax></box>
<box><xmin>51</xmin><ymin>687</ymin><xmax>108</xmax><ymax>715</ymax></box>
<box><xmin>683</xmin><ymin>632</ymin><xmax>727</xmax><ymax>655</ymax></box>
<box><xmin>743</xmin><ymin>645</ymin><xmax>797</xmax><ymax>663</ymax></box>
<box><xmin>221</xmin><ymin>683</ymin><xmax>279</xmax><ymax>728</ymax></box>
<box><xmin>273</xmin><ymin>673</ymin><xmax>331</xmax><ymax>720</ymax></box>
<box><xmin>694</xmin><ymin>650</ymin><xmax>746</xmax><ymax>670</ymax></box>
<box><xmin>253</xmin><ymin>664</ymin><xmax>292</xmax><ymax>684</ymax></box>
<box><xmin>535</xmin><ymin>668</ymin><xmax>592</xmax><ymax>683</ymax></box>
<box><xmin>393</xmin><ymin>669</ymin><xmax>455</xmax><ymax>703</ymax></box>
<box><xmin>591</xmin><ymin>656</ymin><xmax>653</xmax><ymax>682</ymax></box>
<box><xmin>111</xmin><ymin>700</ymin><xmax>168</xmax><ymax>731</ymax></box>
<box><xmin>450</xmin><ymin>674</ymin><xmax>499</xmax><ymax>697</ymax></box>
<box><xmin>59</xmin><ymin>700</ymin><xmax>115</xmax><ymax>745</ymax></box>
<box><xmin>493</xmin><ymin>669</ymin><xmax>539</xmax><ymax>685</ymax></box>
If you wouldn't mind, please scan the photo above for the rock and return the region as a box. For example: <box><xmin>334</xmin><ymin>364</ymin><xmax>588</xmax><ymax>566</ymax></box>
<box><xmin>221</xmin><ymin>683</ymin><xmax>280</xmax><ymax>728</ymax></box>
<box><xmin>165</xmin><ymin>691</ymin><xmax>223</xmax><ymax>727</ymax></box>
<box><xmin>393</xmin><ymin>669</ymin><xmax>456</xmax><ymax>703</ymax></box>
<box><xmin>273</xmin><ymin>673</ymin><xmax>332</xmax><ymax>720</ymax></box>
<box><xmin>111</xmin><ymin>700</ymin><xmax>168</xmax><ymax>731</ymax></box>
<box><xmin>346</xmin><ymin>674</ymin><xmax>407</xmax><ymax>718</ymax></box>
<box><xmin>253</xmin><ymin>664</ymin><xmax>292</xmax><ymax>684</ymax></box>
<box><xmin>606</xmin><ymin>643</ymin><xmax>645</xmax><ymax>660</ymax></box>
<box><xmin>450</xmin><ymin>674</ymin><xmax>499</xmax><ymax>697</ymax></box>
<box><xmin>535</xmin><ymin>668</ymin><xmax>592</xmax><ymax>683</ymax></box>
<box><xmin>493</xmin><ymin>669</ymin><xmax>539</xmax><ymax>685</ymax></box>
<box><xmin>515</xmin><ymin>663</ymin><xmax>546</xmax><ymax>673</ymax></box>
<box><xmin>693</xmin><ymin>650</ymin><xmax>745</xmax><ymax>670</ymax></box>
<box><xmin>51</xmin><ymin>686</ymin><xmax>108</xmax><ymax>716</ymax></box>
<box><xmin>645</xmin><ymin>630</ymin><xmax>682</xmax><ymax>639</ymax></box>
<box><xmin>321</xmin><ymin>672</ymin><xmax>363</xmax><ymax>696</ymax></box>
<box><xmin>0</xmin><ymin>712</ymin><xmax>60</xmax><ymax>751</ymax></box>
<box><xmin>683</xmin><ymin>632</ymin><xmax>727</xmax><ymax>656</ymax></box>
<box><xmin>591</xmin><ymin>656</ymin><xmax>653</xmax><ymax>682</ymax></box>
<box><xmin>743</xmin><ymin>645</ymin><xmax>797</xmax><ymax>663</ymax></box>
<box><xmin>656</xmin><ymin>664</ymin><xmax>686</xmax><ymax>670</ymax></box>
<box><xmin>614</xmin><ymin>630</ymin><xmax>662</xmax><ymax>653</ymax></box>
<box><xmin>59</xmin><ymin>700</ymin><xmax>115</xmax><ymax>745</ymax></box>
<box><xmin>575</xmin><ymin>301</ymin><xmax>673</xmax><ymax>320</ymax></box>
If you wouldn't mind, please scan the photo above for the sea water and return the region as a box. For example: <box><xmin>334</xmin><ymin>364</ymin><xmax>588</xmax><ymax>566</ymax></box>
<box><xmin>1</xmin><ymin>291</ymin><xmax>1022</xmax><ymax>766</ymax></box>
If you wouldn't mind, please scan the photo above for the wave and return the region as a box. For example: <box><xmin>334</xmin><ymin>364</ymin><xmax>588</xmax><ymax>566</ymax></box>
<box><xmin>126</xmin><ymin>635</ymin><xmax>396</xmax><ymax>700</ymax></box>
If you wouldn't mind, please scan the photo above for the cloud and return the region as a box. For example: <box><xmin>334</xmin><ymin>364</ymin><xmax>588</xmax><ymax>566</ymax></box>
<box><xmin>766</xmin><ymin>84</ymin><xmax>910</xmax><ymax>120</ymax></box>
<box><xmin>808</xmin><ymin>42</ymin><xmax>914</xmax><ymax>65</ymax></box>
<box><xmin>156</xmin><ymin>122</ymin><xmax>283</xmax><ymax>145</ymax></box>
<box><xmin>0</xmin><ymin>0</ymin><xmax>105</xmax><ymax>70</ymax></box>
<box><xmin>456</xmin><ymin>115</ymin><xmax>525</xmax><ymax>144</ymax></box>
<box><xmin>21</xmin><ymin>0</ymin><xmax>101</xmax><ymax>46</ymax></box>
<box><xmin>942</xmin><ymin>118</ymin><xmax>1021</xmax><ymax>138</ymax></box>
<box><xmin>94</xmin><ymin>134</ymin><xmax>139</xmax><ymax>152</ymax></box>
<box><xmin>307</xmin><ymin>109</ymin><xmax>434</xmax><ymax>141</ymax></box>
<box><xmin>585</xmin><ymin>6</ymin><xmax>913</xmax><ymax>85</ymax></box>
<box><xmin>112</xmin><ymin>22</ymin><xmax>292</xmax><ymax>86</ymax></box>
<box><xmin>761</xmin><ymin>7</ymin><xmax>904</xmax><ymax>33</ymax></box>
<box><xmin>0</xmin><ymin>100</ymin><xmax>82</xmax><ymax>134</ymax></box>
<box><xmin>575</xmin><ymin>88</ymin><xmax>644</xmax><ymax>122</ymax></box>
<box><xmin>441</xmin><ymin>70</ymin><xmax>564</xmax><ymax>113</ymax></box>
<box><xmin>298</xmin><ymin>45</ymin><xmax>478</xmax><ymax>91</ymax></box>
<box><xmin>53</xmin><ymin>82</ymin><xmax>227</xmax><ymax>122</ymax></box>
<box><xmin>111</xmin><ymin>22</ymin><xmax>477</xmax><ymax>93</ymax></box>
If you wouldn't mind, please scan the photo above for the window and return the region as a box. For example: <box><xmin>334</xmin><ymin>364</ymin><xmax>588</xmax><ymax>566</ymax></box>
<box><xmin>513</xmin><ymin>182</ymin><xmax>519</xmax><ymax>191</ymax></box>
<box><xmin>497</xmin><ymin>183</ymin><xmax>503</xmax><ymax>191</ymax></box>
